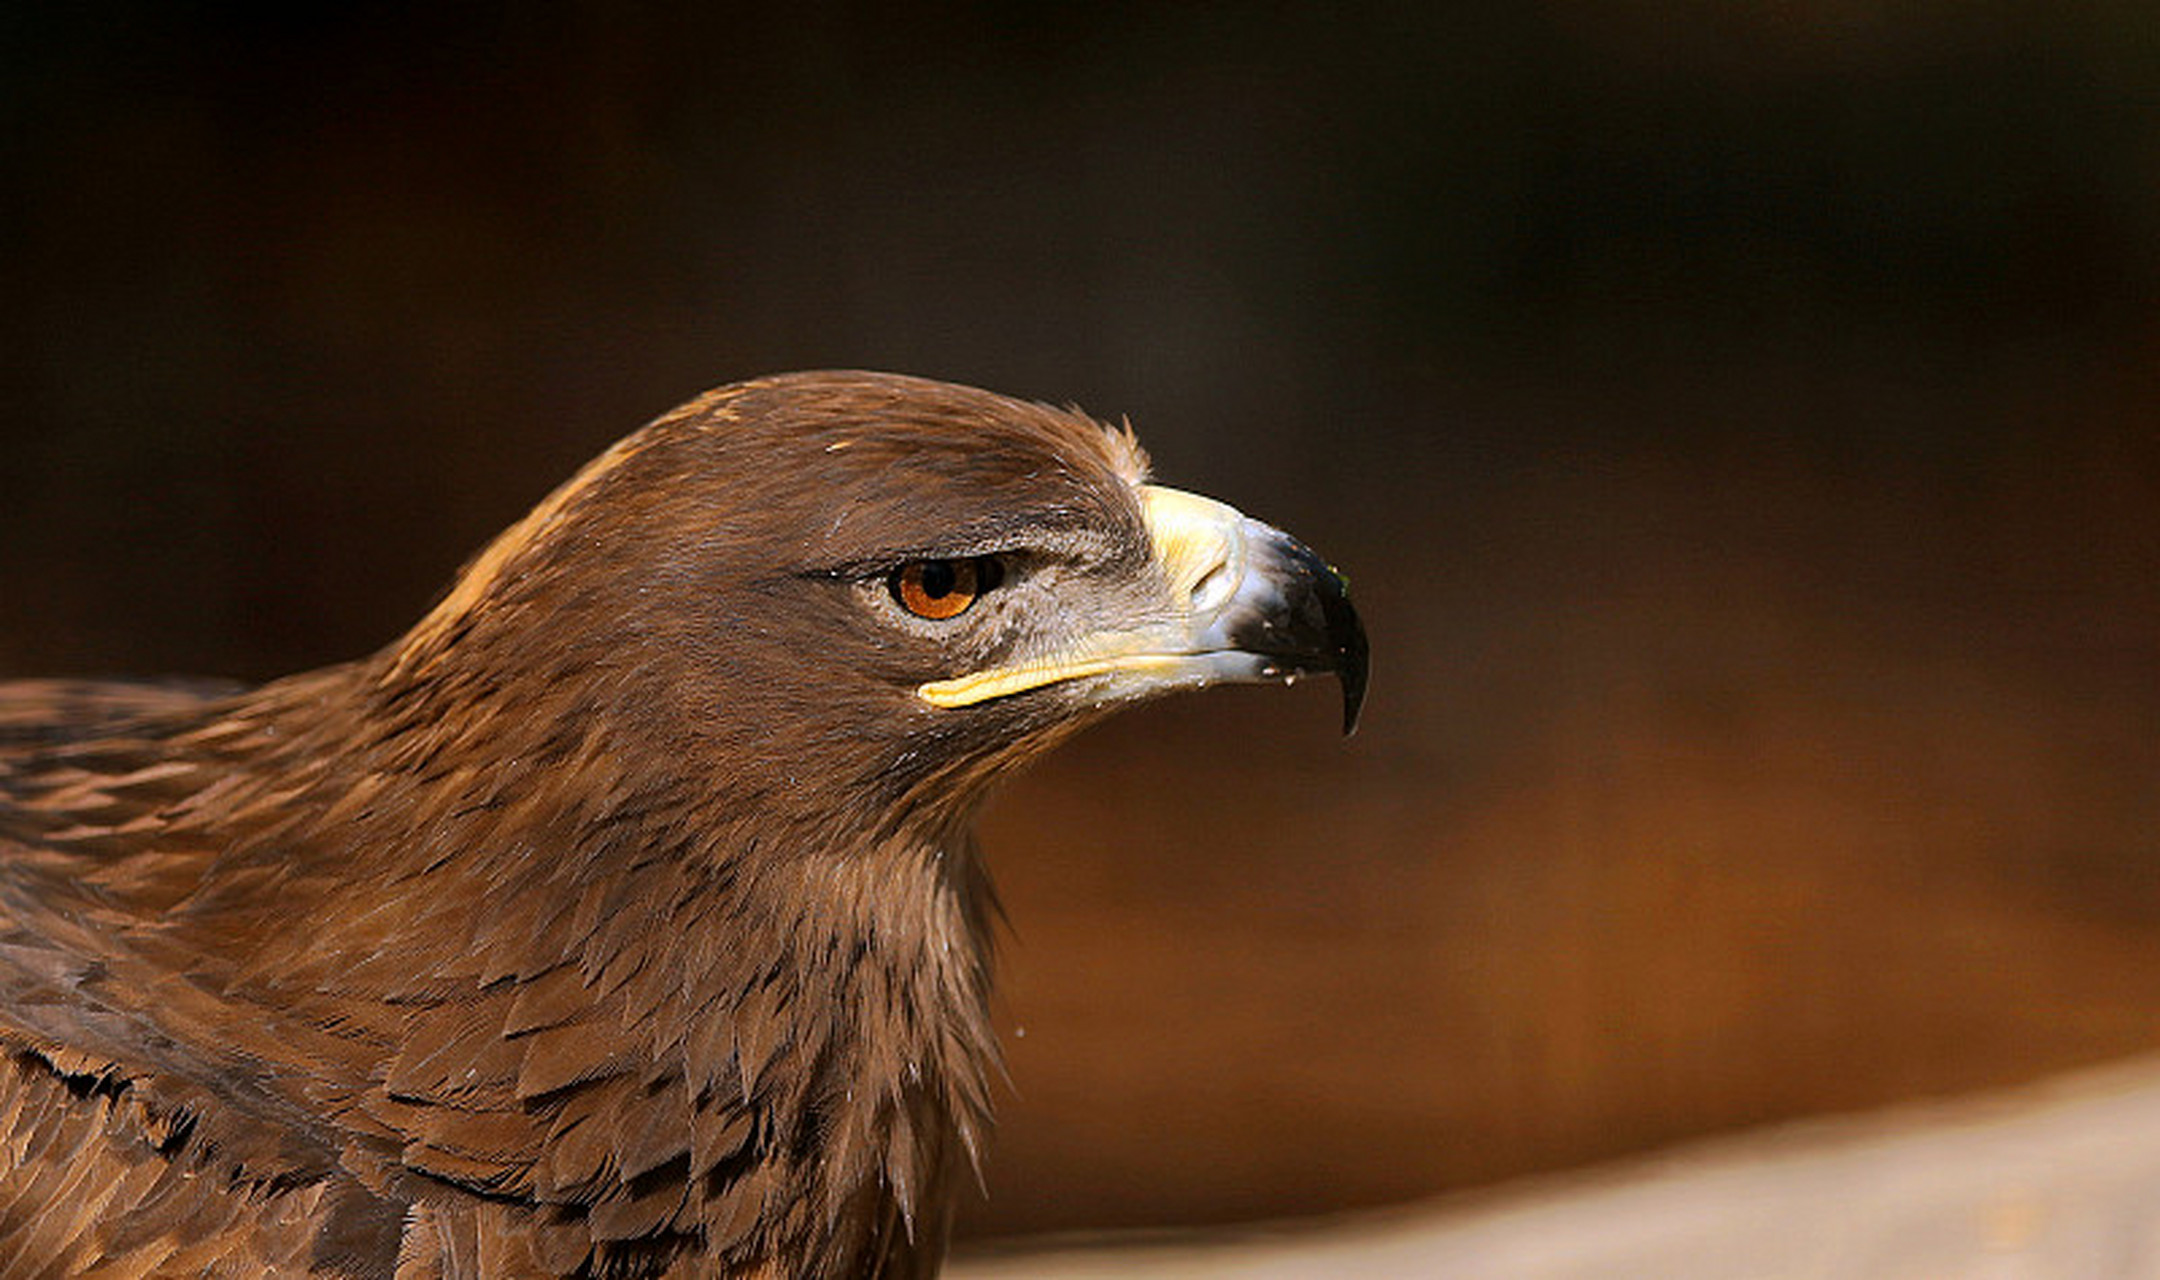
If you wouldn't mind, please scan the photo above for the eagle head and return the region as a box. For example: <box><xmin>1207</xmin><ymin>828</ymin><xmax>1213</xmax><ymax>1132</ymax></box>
<box><xmin>385</xmin><ymin>370</ymin><xmax>1366</xmax><ymax>838</ymax></box>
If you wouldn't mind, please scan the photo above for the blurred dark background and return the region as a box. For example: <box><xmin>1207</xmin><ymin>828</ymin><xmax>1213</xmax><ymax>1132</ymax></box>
<box><xmin>4</xmin><ymin>0</ymin><xmax>2157</xmax><ymax>1244</ymax></box>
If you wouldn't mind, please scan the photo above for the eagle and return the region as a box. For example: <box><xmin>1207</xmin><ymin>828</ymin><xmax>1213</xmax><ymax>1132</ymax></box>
<box><xmin>0</xmin><ymin>371</ymin><xmax>1365</xmax><ymax>1278</ymax></box>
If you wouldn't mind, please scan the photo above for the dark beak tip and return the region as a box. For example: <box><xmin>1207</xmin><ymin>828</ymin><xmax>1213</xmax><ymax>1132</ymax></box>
<box><xmin>1316</xmin><ymin>563</ymin><xmax>1368</xmax><ymax>738</ymax></box>
<box><xmin>1235</xmin><ymin>527</ymin><xmax>1369</xmax><ymax>737</ymax></box>
<box><xmin>1336</xmin><ymin>623</ymin><xmax>1369</xmax><ymax>737</ymax></box>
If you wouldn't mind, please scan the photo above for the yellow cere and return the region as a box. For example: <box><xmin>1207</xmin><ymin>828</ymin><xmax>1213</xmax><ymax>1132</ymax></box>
<box><xmin>1139</xmin><ymin>485</ymin><xmax>1242</xmax><ymax>604</ymax></box>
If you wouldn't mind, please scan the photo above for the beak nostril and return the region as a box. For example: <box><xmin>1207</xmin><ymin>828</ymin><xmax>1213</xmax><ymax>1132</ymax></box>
<box><xmin>1189</xmin><ymin>559</ymin><xmax>1236</xmax><ymax>615</ymax></box>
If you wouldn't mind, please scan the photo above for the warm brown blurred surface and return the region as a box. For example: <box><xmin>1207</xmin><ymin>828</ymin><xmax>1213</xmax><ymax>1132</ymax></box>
<box><xmin>4</xmin><ymin>1</ymin><xmax>2158</xmax><ymax>1248</ymax></box>
<box><xmin>952</xmin><ymin>1058</ymin><xmax>2160</xmax><ymax>1277</ymax></box>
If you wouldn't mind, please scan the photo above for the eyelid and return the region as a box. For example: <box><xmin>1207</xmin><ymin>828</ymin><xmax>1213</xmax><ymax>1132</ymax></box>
<box><xmin>812</xmin><ymin>519</ymin><xmax>1114</xmax><ymax>579</ymax></box>
<box><xmin>813</xmin><ymin>544</ymin><xmax>1028</xmax><ymax>583</ymax></box>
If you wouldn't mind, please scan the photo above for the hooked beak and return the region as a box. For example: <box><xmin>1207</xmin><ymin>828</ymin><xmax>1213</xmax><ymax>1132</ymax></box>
<box><xmin>916</xmin><ymin>484</ymin><xmax>1369</xmax><ymax>733</ymax></box>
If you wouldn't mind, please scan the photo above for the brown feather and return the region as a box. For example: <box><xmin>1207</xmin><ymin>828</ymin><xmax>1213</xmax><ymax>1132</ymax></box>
<box><xmin>611</xmin><ymin>1072</ymin><xmax>689</xmax><ymax>1182</ymax></box>
<box><xmin>503</xmin><ymin>964</ymin><xmax>591</xmax><ymax>1037</ymax></box>
<box><xmin>539</xmin><ymin>1086</ymin><xmax>620</xmax><ymax>1198</ymax></box>
<box><xmin>515</xmin><ymin>1020</ymin><xmax>638</xmax><ymax>1100</ymax></box>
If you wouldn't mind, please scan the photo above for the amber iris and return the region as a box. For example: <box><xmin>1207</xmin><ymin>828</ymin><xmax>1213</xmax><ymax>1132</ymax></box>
<box><xmin>891</xmin><ymin>557</ymin><xmax>1000</xmax><ymax>620</ymax></box>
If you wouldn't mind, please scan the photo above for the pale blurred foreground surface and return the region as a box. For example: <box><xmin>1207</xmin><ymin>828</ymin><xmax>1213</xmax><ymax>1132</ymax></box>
<box><xmin>952</xmin><ymin>1055</ymin><xmax>2160</xmax><ymax>1279</ymax></box>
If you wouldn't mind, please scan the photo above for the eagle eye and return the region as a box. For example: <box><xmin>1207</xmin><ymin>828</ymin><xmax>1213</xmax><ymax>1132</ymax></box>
<box><xmin>890</xmin><ymin>556</ymin><xmax>1003</xmax><ymax>620</ymax></box>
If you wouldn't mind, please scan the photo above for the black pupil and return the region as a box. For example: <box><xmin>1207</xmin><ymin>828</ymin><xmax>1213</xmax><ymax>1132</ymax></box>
<box><xmin>920</xmin><ymin>560</ymin><xmax>959</xmax><ymax>599</ymax></box>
